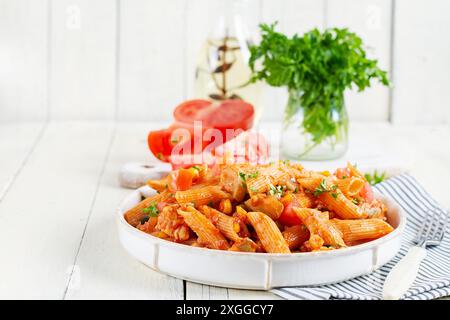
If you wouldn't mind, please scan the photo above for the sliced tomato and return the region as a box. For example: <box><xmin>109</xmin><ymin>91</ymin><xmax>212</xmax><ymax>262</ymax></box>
<box><xmin>278</xmin><ymin>195</ymin><xmax>302</xmax><ymax>226</ymax></box>
<box><xmin>360</xmin><ymin>182</ymin><xmax>374</xmax><ymax>203</ymax></box>
<box><xmin>147</xmin><ymin>129</ymin><xmax>173</xmax><ymax>162</ymax></box>
<box><xmin>173</xmin><ymin>99</ymin><xmax>212</xmax><ymax>123</ymax></box>
<box><xmin>202</xmin><ymin>100</ymin><xmax>254</xmax><ymax>133</ymax></box>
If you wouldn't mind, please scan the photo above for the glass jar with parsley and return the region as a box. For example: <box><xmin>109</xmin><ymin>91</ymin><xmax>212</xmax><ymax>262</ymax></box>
<box><xmin>249</xmin><ymin>24</ymin><xmax>389</xmax><ymax>160</ymax></box>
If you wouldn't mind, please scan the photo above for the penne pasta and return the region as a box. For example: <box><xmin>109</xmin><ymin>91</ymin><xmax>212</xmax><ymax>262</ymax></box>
<box><xmin>127</xmin><ymin>162</ymin><xmax>393</xmax><ymax>254</ymax></box>
<box><xmin>245</xmin><ymin>194</ymin><xmax>284</xmax><ymax>220</ymax></box>
<box><xmin>146</xmin><ymin>178</ymin><xmax>168</xmax><ymax>192</ymax></box>
<box><xmin>200</xmin><ymin>205</ymin><xmax>241</xmax><ymax>242</ymax></box>
<box><xmin>246</xmin><ymin>174</ymin><xmax>271</xmax><ymax>196</ymax></box>
<box><xmin>124</xmin><ymin>190</ymin><xmax>172</xmax><ymax>227</ymax></box>
<box><xmin>282</xmin><ymin>225</ymin><xmax>310</xmax><ymax>250</ymax></box>
<box><xmin>175</xmin><ymin>186</ymin><xmax>230</xmax><ymax>206</ymax></box>
<box><xmin>293</xmin><ymin>192</ymin><xmax>316</xmax><ymax>208</ymax></box>
<box><xmin>319</xmin><ymin>191</ymin><xmax>366</xmax><ymax>219</ymax></box>
<box><xmin>331</xmin><ymin>218</ymin><xmax>394</xmax><ymax>243</ymax></box>
<box><xmin>294</xmin><ymin>208</ymin><xmax>346</xmax><ymax>248</ymax></box>
<box><xmin>336</xmin><ymin>177</ymin><xmax>365</xmax><ymax>197</ymax></box>
<box><xmin>246</xmin><ymin>211</ymin><xmax>290</xmax><ymax>253</ymax></box>
<box><xmin>347</xmin><ymin>161</ymin><xmax>364</xmax><ymax>179</ymax></box>
<box><xmin>228</xmin><ymin>237</ymin><xmax>258</xmax><ymax>252</ymax></box>
<box><xmin>177</xmin><ymin>206</ymin><xmax>229</xmax><ymax>250</ymax></box>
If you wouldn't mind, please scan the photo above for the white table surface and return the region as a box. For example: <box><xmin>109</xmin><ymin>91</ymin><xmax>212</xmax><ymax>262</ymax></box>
<box><xmin>0</xmin><ymin>121</ymin><xmax>449</xmax><ymax>300</ymax></box>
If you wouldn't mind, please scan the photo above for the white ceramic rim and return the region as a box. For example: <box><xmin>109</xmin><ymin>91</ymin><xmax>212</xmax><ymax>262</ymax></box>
<box><xmin>116</xmin><ymin>189</ymin><xmax>407</xmax><ymax>259</ymax></box>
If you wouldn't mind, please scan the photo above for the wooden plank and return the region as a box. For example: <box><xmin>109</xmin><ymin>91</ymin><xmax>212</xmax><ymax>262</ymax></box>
<box><xmin>259</xmin><ymin>0</ymin><xmax>325</xmax><ymax>122</ymax></box>
<box><xmin>0</xmin><ymin>122</ymin><xmax>114</xmax><ymax>299</ymax></box>
<box><xmin>326</xmin><ymin>0</ymin><xmax>392</xmax><ymax>122</ymax></box>
<box><xmin>391</xmin><ymin>0</ymin><xmax>450</xmax><ymax>124</ymax></box>
<box><xmin>186</xmin><ymin>283</ymin><xmax>228</xmax><ymax>300</ymax></box>
<box><xmin>227</xmin><ymin>289</ymin><xmax>281</xmax><ymax>300</ymax></box>
<box><xmin>50</xmin><ymin>0</ymin><xmax>117</xmax><ymax>120</ymax></box>
<box><xmin>0</xmin><ymin>123</ymin><xmax>46</xmax><ymax>201</ymax></box>
<box><xmin>65</xmin><ymin>123</ymin><xmax>183</xmax><ymax>299</ymax></box>
<box><xmin>0</xmin><ymin>0</ymin><xmax>48</xmax><ymax>122</ymax></box>
<box><xmin>118</xmin><ymin>0</ymin><xmax>186</xmax><ymax>121</ymax></box>
<box><xmin>185</xmin><ymin>283</ymin><xmax>280</xmax><ymax>300</ymax></box>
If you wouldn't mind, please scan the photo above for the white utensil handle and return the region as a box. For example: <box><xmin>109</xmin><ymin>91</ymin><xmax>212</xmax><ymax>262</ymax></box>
<box><xmin>382</xmin><ymin>246</ymin><xmax>427</xmax><ymax>300</ymax></box>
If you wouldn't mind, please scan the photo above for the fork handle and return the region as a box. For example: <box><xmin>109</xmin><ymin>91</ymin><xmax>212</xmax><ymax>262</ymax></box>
<box><xmin>382</xmin><ymin>246</ymin><xmax>427</xmax><ymax>300</ymax></box>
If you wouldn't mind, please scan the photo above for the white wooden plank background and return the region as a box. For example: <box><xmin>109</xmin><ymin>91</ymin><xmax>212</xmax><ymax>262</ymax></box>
<box><xmin>118</xmin><ymin>0</ymin><xmax>186</xmax><ymax>121</ymax></box>
<box><xmin>0</xmin><ymin>122</ymin><xmax>114</xmax><ymax>299</ymax></box>
<box><xmin>391</xmin><ymin>0</ymin><xmax>450</xmax><ymax>124</ymax></box>
<box><xmin>0</xmin><ymin>0</ymin><xmax>49</xmax><ymax>122</ymax></box>
<box><xmin>1</xmin><ymin>0</ymin><xmax>450</xmax><ymax>123</ymax></box>
<box><xmin>326</xmin><ymin>0</ymin><xmax>392</xmax><ymax>122</ymax></box>
<box><xmin>50</xmin><ymin>0</ymin><xmax>117</xmax><ymax>120</ymax></box>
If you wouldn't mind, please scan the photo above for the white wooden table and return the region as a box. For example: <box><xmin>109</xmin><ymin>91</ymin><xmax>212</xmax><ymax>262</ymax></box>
<box><xmin>0</xmin><ymin>121</ymin><xmax>449</xmax><ymax>299</ymax></box>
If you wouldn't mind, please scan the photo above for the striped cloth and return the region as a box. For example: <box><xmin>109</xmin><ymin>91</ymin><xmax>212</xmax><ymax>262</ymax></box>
<box><xmin>271</xmin><ymin>174</ymin><xmax>450</xmax><ymax>300</ymax></box>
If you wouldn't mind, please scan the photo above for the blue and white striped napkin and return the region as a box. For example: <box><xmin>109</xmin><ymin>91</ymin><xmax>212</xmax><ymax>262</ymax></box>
<box><xmin>272</xmin><ymin>174</ymin><xmax>450</xmax><ymax>300</ymax></box>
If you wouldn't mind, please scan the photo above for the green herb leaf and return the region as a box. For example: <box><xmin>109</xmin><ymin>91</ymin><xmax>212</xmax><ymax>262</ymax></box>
<box><xmin>249</xmin><ymin>24</ymin><xmax>390</xmax><ymax>147</ymax></box>
<box><xmin>364</xmin><ymin>170</ymin><xmax>386</xmax><ymax>186</ymax></box>
<box><xmin>142</xmin><ymin>203</ymin><xmax>159</xmax><ymax>217</ymax></box>
<box><xmin>269</xmin><ymin>184</ymin><xmax>285</xmax><ymax>198</ymax></box>
<box><xmin>314</xmin><ymin>179</ymin><xmax>328</xmax><ymax>196</ymax></box>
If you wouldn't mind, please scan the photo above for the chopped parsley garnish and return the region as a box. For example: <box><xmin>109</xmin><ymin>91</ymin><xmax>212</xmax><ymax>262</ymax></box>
<box><xmin>238</xmin><ymin>171</ymin><xmax>259</xmax><ymax>183</ymax></box>
<box><xmin>142</xmin><ymin>203</ymin><xmax>159</xmax><ymax>217</ymax></box>
<box><xmin>250</xmin><ymin>186</ymin><xmax>258</xmax><ymax>193</ymax></box>
<box><xmin>314</xmin><ymin>179</ymin><xmax>338</xmax><ymax>198</ymax></box>
<box><xmin>269</xmin><ymin>184</ymin><xmax>285</xmax><ymax>198</ymax></box>
<box><xmin>313</xmin><ymin>179</ymin><xmax>328</xmax><ymax>196</ymax></box>
<box><xmin>364</xmin><ymin>170</ymin><xmax>386</xmax><ymax>186</ymax></box>
<box><xmin>352</xmin><ymin>198</ymin><xmax>360</xmax><ymax>205</ymax></box>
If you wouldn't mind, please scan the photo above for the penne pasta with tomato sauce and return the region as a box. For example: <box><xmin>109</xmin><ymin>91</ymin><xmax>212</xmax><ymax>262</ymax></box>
<box><xmin>125</xmin><ymin>161</ymin><xmax>394</xmax><ymax>253</ymax></box>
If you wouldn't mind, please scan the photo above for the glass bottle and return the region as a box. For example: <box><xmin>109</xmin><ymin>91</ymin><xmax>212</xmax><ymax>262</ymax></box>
<box><xmin>194</xmin><ymin>0</ymin><xmax>262</xmax><ymax>124</ymax></box>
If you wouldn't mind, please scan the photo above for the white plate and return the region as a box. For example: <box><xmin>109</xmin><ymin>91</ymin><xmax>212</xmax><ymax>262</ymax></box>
<box><xmin>117</xmin><ymin>187</ymin><xmax>406</xmax><ymax>290</ymax></box>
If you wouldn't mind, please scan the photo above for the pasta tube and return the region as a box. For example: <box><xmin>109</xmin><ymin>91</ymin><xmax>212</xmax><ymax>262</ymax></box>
<box><xmin>282</xmin><ymin>225</ymin><xmax>310</xmax><ymax>250</ymax></box>
<box><xmin>175</xmin><ymin>186</ymin><xmax>230</xmax><ymax>206</ymax></box>
<box><xmin>294</xmin><ymin>208</ymin><xmax>346</xmax><ymax>248</ymax></box>
<box><xmin>336</xmin><ymin>177</ymin><xmax>365</xmax><ymax>197</ymax></box>
<box><xmin>245</xmin><ymin>194</ymin><xmax>284</xmax><ymax>220</ymax></box>
<box><xmin>177</xmin><ymin>206</ymin><xmax>229</xmax><ymax>250</ymax></box>
<box><xmin>200</xmin><ymin>205</ymin><xmax>241</xmax><ymax>242</ymax></box>
<box><xmin>331</xmin><ymin>218</ymin><xmax>394</xmax><ymax>243</ymax></box>
<box><xmin>124</xmin><ymin>190</ymin><xmax>171</xmax><ymax>227</ymax></box>
<box><xmin>246</xmin><ymin>211</ymin><xmax>290</xmax><ymax>253</ymax></box>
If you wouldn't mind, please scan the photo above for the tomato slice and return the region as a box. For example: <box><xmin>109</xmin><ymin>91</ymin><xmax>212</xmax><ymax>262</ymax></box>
<box><xmin>173</xmin><ymin>99</ymin><xmax>212</xmax><ymax>123</ymax></box>
<box><xmin>279</xmin><ymin>201</ymin><xmax>302</xmax><ymax>226</ymax></box>
<box><xmin>203</xmin><ymin>100</ymin><xmax>254</xmax><ymax>133</ymax></box>
<box><xmin>147</xmin><ymin>129</ymin><xmax>173</xmax><ymax>162</ymax></box>
<box><xmin>278</xmin><ymin>195</ymin><xmax>302</xmax><ymax>226</ymax></box>
<box><xmin>360</xmin><ymin>182</ymin><xmax>374</xmax><ymax>203</ymax></box>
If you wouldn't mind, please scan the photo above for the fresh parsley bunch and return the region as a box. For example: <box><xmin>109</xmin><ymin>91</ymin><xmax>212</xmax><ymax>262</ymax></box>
<box><xmin>249</xmin><ymin>23</ymin><xmax>390</xmax><ymax>146</ymax></box>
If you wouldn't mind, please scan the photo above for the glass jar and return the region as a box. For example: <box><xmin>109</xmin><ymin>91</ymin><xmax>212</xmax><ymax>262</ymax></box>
<box><xmin>280</xmin><ymin>89</ymin><xmax>348</xmax><ymax>160</ymax></box>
